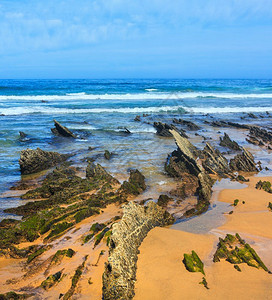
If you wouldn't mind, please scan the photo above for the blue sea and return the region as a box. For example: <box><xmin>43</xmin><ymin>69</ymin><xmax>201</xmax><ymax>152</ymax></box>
<box><xmin>1</xmin><ymin>79</ymin><xmax>272</xmax><ymax>219</ymax></box>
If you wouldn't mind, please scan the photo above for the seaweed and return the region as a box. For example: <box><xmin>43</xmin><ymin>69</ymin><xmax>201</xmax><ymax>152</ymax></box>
<box><xmin>199</xmin><ymin>277</ymin><xmax>209</xmax><ymax>289</ymax></box>
<box><xmin>183</xmin><ymin>250</ymin><xmax>205</xmax><ymax>275</ymax></box>
<box><xmin>41</xmin><ymin>271</ymin><xmax>62</xmax><ymax>290</ymax></box>
<box><xmin>213</xmin><ymin>233</ymin><xmax>270</xmax><ymax>272</ymax></box>
<box><xmin>63</xmin><ymin>255</ymin><xmax>88</xmax><ymax>300</ymax></box>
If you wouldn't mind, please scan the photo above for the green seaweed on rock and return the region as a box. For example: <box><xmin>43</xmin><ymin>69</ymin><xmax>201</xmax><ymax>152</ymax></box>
<box><xmin>213</xmin><ymin>233</ymin><xmax>270</xmax><ymax>272</ymax></box>
<box><xmin>183</xmin><ymin>250</ymin><xmax>205</xmax><ymax>275</ymax></box>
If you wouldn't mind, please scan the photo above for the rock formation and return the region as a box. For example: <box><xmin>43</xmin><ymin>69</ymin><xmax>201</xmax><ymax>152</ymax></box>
<box><xmin>173</xmin><ymin>118</ymin><xmax>200</xmax><ymax>130</ymax></box>
<box><xmin>86</xmin><ymin>162</ymin><xmax>119</xmax><ymax>184</ymax></box>
<box><xmin>119</xmin><ymin>169</ymin><xmax>146</xmax><ymax>195</ymax></box>
<box><xmin>153</xmin><ymin>122</ymin><xmax>187</xmax><ymax>137</ymax></box>
<box><xmin>229</xmin><ymin>147</ymin><xmax>258</xmax><ymax>172</ymax></box>
<box><xmin>219</xmin><ymin>133</ymin><xmax>241</xmax><ymax>151</ymax></box>
<box><xmin>102</xmin><ymin>201</ymin><xmax>174</xmax><ymax>300</ymax></box>
<box><xmin>51</xmin><ymin>120</ymin><xmax>76</xmax><ymax>138</ymax></box>
<box><xmin>247</xmin><ymin>126</ymin><xmax>272</xmax><ymax>149</ymax></box>
<box><xmin>202</xmin><ymin>142</ymin><xmax>230</xmax><ymax>175</ymax></box>
<box><xmin>165</xmin><ymin>130</ymin><xmax>213</xmax><ymax>215</ymax></box>
<box><xmin>19</xmin><ymin>148</ymin><xmax>70</xmax><ymax>175</ymax></box>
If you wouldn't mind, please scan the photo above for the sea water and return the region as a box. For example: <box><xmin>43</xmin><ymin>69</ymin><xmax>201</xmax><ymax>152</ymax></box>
<box><xmin>1</xmin><ymin>79</ymin><xmax>272</xmax><ymax>219</ymax></box>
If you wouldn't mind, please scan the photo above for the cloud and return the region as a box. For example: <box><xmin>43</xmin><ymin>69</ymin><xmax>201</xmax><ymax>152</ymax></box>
<box><xmin>1</xmin><ymin>0</ymin><xmax>272</xmax><ymax>55</ymax></box>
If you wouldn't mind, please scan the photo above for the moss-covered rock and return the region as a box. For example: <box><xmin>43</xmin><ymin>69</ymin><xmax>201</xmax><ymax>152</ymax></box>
<box><xmin>63</xmin><ymin>256</ymin><xmax>88</xmax><ymax>300</ymax></box>
<box><xmin>183</xmin><ymin>250</ymin><xmax>205</xmax><ymax>275</ymax></box>
<box><xmin>119</xmin><ymin>169</ymin><xmax>146</xmax><ymax>196</ymax></box>
<box><xmin>0</xmin><ymin>292</ymin><xmax>31</xmax><ymax>299</ymax></box>
<box><xmin>41</xmin><ymin>271</ymin><xmax>62</xmax><ymax>290</ymax></box>
<box><xmin>256</xmin><ymin>180</ymin><xmax>272</xmax><ymax>193</ymax></box>
<box><xmin>157</xmin><ymin>195</ymin><xmax>172</xmax><ymax>207</ymax></box>
<box><xmin>213</xmin><ymin>233</ymin><xmax>270</xmax><ymax>272</ymax></box>
<box><xmin>51</xmin><ymin>248</ymin><xmax>75</xmax><ymax>264</ymax></box>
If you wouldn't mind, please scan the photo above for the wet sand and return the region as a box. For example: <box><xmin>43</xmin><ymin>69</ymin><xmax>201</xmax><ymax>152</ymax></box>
<box><xmin>134</xmin><ymin>176</ymin><xmax>272</xmax><ymax>300</ymax></box>
<box><xmin>0</xmin><ymin>204</ymin><xmax>121</xmax><ymax>299</ymax></box>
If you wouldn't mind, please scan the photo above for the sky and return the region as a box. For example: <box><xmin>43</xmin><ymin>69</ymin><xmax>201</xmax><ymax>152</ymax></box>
<box><xmin>0</xmin><ymin>0</ymin><xmax>272</xmax><ymax>79</ymax></box>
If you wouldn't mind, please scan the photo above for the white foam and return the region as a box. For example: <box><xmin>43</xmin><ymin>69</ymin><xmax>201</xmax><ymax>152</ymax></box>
<box><xmin>187</xmin><ymin>106</ymin><xmax>272</xmax><ymax>114</ymax></box>
<box><xmin>0</xmin><ymin>105</ymin><xmax>182</xmax><ymax>116</ymax></box>
<box><xmin>1</xmin><ymin>92</ymin><xmax>272</xmax><ymax>101</ymax></box>
<box><xmin>129</xmin><ymin>127</ymin><xmax>157</xmax><ymax>133</ymax></box>
<box><xmin>145</xmin><ymin>88</ymin><xmax>158</xmax><ymax>92</ymax></box>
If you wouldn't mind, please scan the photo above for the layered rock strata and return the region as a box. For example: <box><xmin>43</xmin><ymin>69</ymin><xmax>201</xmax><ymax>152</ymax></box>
<box><xmin>102</xmin><ymin>201</ymin><xmax>174</xmax><ymax>300</ymax></box>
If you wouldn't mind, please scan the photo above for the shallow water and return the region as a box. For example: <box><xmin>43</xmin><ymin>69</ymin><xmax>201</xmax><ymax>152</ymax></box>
<box><xmin>1</xmin><ymin>79</ymin><xmax>272</xmax><ymax>219</ymax></box>
<box><xmin>171</xmin><ymin>179</ymin><xmax>247</xmax><ymax>234</ymax></box>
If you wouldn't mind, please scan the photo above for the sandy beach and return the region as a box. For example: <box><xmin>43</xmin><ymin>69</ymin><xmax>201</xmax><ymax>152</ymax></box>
<box><xmin>134</xmin><ymin>176</ymin><xmax>272</xmax><ymax>300</ymax></box>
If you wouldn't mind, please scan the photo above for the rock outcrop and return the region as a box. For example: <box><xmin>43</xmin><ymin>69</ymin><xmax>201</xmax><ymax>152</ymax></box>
<box><xmin>86</xmin><ymin>162</ymin><xmax>119</xmax><ymax>184</ymax></box>
<box><xmin>219</xmin><ymin>133</ymin><xmax>241</xmax><ymax>151</ymax></box>
<box><xmin>119</xmin><ymin>169</ymin><xmax>146</xmax><ymax>195</ymax></box>
<box><xmin>229</xmin><ymin>147</ymin><xmax>258</xmax><ymax>172</ymax></box>
<box><xmin>165</xmin><ymin>130</ymin><xmax>213</xmax><ymax>215</ymax></box>
<box><xmin>202</xmin><ymin>142</ymin><xmax>230</xmax><ymax>176</ymax></box>
<box><xmin>153</xmin><ymin>122</ymin><xmax>187</xmax><ymax>137</ymax></box>
<box><xmin>19</xmin><ymin>148</ymin><xmax>70</xmax><ymax>175</ymax></box>
<box><xmin>246</xmin><ymin>126</ymin><xmax>272</xmax><ymax>149</ymax></box>
<box><xmin>173</xmin><ymin>118</ymin><xmax>200</xmax><ymax>130</ymax></box>
<box><xmin>51</xmin><ymin>120</ymin><xmax>76</xmax><ymax>138</ymax></box>
<box><xmin>102</xmin><ymin>201</ymin><xmax>174</xmax><ymax>300</ymax></box>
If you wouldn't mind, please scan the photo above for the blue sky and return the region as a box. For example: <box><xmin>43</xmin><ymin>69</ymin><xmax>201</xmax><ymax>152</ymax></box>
<box><xmin>0</xmin><ymin>0</ymin><xmax>272</xmax><ymax>79</ymax></box>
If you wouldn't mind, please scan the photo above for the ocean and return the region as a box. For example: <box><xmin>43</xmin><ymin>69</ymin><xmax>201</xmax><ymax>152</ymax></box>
<box><xmin>1</xmin><ymin>79</ymin><xmax>272</xmax><ymax>219</ymax></box>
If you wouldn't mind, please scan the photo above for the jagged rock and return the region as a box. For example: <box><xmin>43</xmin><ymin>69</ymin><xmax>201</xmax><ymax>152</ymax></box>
<box><xmin>202</xmin><ymin>142</ymin><xmax>230</xmax><ymax>175</ymax></box>
<box><xmin>229</xmin><ymin>148</ymin><xmax>258</xmax><ymax>172</ymax></box>
<box><xmin>51</xmin><ymin>120</ymin><xmax>76</xmax><ymax>138</ymax></box>
<box><xmin>248</xmin><ymin>113</ymin><xmax>258</xmax><ymax>119</ymax></box>
<box><xmin>153</xmin><ymin>122</ymin><xmax>185</xmax><ymax>137</ymax></box>
<box><xmin>173</xmin><ymin>118</ymin><xmax>200</xmax><ymax>130</ymax></box>
<box><xmin>104</xmin><ymin>150</ymin><xmax>112</xmax><ymax>160</ymax></box>
<box><xmin>86</xmin><ymin>162</ymin><xmax>119</xmax><ymax>184</ymax></box>
<box><xmin>157</xmin><ymin>194</ymin><xmax>173</xmax><ymax>207</ymax></box>
<box><xmin>219</xmin><ymin>133</ymin><xmax>241</xmax><ymax>150</ymax></box>
<box><xmin>102</xmin><ymin>201</ymin><xmax>174</xmax><ymax>300</ymax></box>
<box><xmin>134</xmin><ymin>115</ymin><xmax>141</xmax><ymax>121</ymax></box>
<box><xmin>247</xmin><ymin>126</ymin><xmax>272</xmax><ymax>148</ymax></box>
<box><xmin>19</xmin><ymin>148</ymin><xmax>70</xmax><ymax>175</ymax></box>
<box><xmin>165</xmin><ymin>130</ymin><xmax>213</xmax><ymax>214</ymax></box>
<box><xmin>213</xmin><ymin>233</ymin><xmax>270</xmax><ymax>272</ymax></box>
<box><xmin>119</xmin><ymin>169</ymin><xmax>146</xmax><ymax>195</ymax></box>
<box><xmin>19</xmin><ymin>131</ymin><xmax>27</xmax><ymax>139</ymax></box>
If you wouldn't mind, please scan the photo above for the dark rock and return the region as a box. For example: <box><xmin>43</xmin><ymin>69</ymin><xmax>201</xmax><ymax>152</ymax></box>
<box><xmin>19</xmin><ymin>131</ymin><xmax>27</xmax><ymax>139</ymax></box>
<box><xmin>51</xmin><ymin>120</ymin><xmax>76</xmax><ymax>138</ymax></box>
<box><xmin>134</xmin><ymin>115</ymin><xmax>141</xmax><ymax>122</ymax></box>
<box><xmin>143</xmin><ymin>113</ymin><xmax>150</xmax><ymax>117</ymax></box>
<box><xmin>157</xmin><ymin>194</ymin><xmax>173</xmax><ymax>207</ymax></box>
<box><xmin>247</xmin><ymin>126</ymin><xmax>272</xmax><ymax>148</ymax></box>
<box><xmin>19</xmin><ymin>148</ymin><xmax>70</xmax><ymax>175</ymax></box>
<box><xmin>202</xmin><ymin>143</ymin><xmax>230</xmax><ymax>175</ymax></box>
<box><xmin>86</xmin><ymin>162</ymin><xmax>119</xmax><ymax>184</ymax></box>
<box><xmin>248</xmin><ymin>113</ymin><xmax>258</xmax><ymax>119</ymax></box>
<box><xmin>117</xmin><ymin>127</ymin><xmax>131</xmax><ymax>134</ymax></box>
<box><xmin>104</xmin><ymin>150</ymin><xmax>112</xmax><ymax>160</ymax></box>
<box><xmin>219</xmin><ymin>133</ymin><xmax>241</xmax><ymax>151</ymax></box>
<box><xmin>255</xmin><ymin>180</ymin><xmax>272</xmax><ymax>193</ymax></box>
<box><xmin>153</xmin><ymin>122</ymin><xmax>185</xmax><ymax>137</ymax></box>
<box><xmin>119</xmin><ymin>169</ymin><xmax>146</xmax><ymax>195</ymax></box>
<box><xmin>229</xmin><ymin>148</ymin><xmax>258</xmax><ymax>172</ymax></box>
<box><xmin>173</xmin><ymin>118</ymin><xmax>200</xmax><ymax>130</ymax></box>
<box><xmin>165</xmin><ymin>130</ymin><xmax>213</xmax><ymax>215</ymax></box>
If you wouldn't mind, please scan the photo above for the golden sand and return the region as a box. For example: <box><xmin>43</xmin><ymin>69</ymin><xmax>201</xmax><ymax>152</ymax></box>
<box><xmin>134</xmin><ymin>176</ymin><xmax>272</xmax><ymax>300</ymax></box>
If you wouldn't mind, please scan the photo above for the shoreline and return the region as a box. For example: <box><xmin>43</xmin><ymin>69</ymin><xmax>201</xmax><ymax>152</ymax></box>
<box><xmin>134</xmin><ymin>175</ymin><xmax>272</xmax><ymax>300</ymax></box>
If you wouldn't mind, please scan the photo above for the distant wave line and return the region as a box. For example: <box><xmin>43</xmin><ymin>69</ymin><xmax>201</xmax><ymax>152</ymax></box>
<box><xmin>1</xmin><ymin>92</ymin><xmax>272</xmax><ymax>101</ymax></box>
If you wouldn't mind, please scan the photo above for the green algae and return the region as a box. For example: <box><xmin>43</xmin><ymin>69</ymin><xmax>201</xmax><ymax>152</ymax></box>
<box><xmin>41</xmin><ymin>271</ymin><xmax>62</xmax><ymax>290</ymax></box>
<box><xmin>213</xmin><ymin>233</ymin><xmax>270</xmax><ymax>272</ymax></box>
<box><xmin>183</xmin><ymin>250</ymin><xmax>205</xmax><ymax>275</ymax></box>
